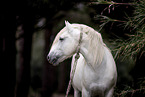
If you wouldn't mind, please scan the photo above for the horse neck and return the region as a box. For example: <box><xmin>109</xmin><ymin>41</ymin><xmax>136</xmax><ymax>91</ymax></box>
<box><xmin>80</xmin><ymin>31</ymin><xmax>105</xmax><ymax>68</ymax></box>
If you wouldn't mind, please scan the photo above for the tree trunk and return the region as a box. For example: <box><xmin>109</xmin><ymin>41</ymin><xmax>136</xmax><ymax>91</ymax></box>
<box><xmin>16</xmin><ymin>15</ymin><xmax>34</xmax><ymax>97</ymax></box>
<box><xmin>1</xmin><ymin>15</ymin><xmax>16</xmax><ymax>97</ymax></box>
<box><xmin>42</xmin><ymin>23</ymin><xmax>57</xmax><ymax>97</ymax></box>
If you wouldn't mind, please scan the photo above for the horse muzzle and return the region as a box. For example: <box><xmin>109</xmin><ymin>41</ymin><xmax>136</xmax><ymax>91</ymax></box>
<box><xmin>47</xmin><ymin>53</ymin><xmax>60</xmax><ymax>66</ymax></box>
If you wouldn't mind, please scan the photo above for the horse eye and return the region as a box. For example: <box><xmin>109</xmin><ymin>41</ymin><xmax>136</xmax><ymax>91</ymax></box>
<box><xmin>59</xmin><ymin>37</ymin><xmax>64</xmax><ymax>41</ymax></box>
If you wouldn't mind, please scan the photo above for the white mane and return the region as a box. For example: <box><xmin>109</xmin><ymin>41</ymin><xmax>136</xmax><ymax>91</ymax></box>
<box><xmin>76</xmin><ymin>24</ymin><xmax>105</xmax><ymax>67</ymax></box>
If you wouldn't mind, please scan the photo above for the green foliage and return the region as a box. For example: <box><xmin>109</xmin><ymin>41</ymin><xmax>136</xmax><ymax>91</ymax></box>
<box><xmin>113</xmin><ymin>32</ymin><xmax>145</xmax><ymax>60</ymax></box>
<box><xmin>89</xmin><ymin>0</ymin><xmax>145</xmax><ymax>96</ymax></box>
<box><xmin>124</xmin><ymin>0</ymin><xmax>145</xmax><ymax>32</ymax></box>
<box><xmin>115</xmin><ymin>86</ymin><xmax>145</xmax><ymax>97</ymax></box>
<box><xmin>114</xmin><ymin>0</ymin><xmax>145</xmax><ymax>60</ymax></box>
<box><xmin>94</xmin><ymin>15</ymin><xmax>125</xmax><ymax>31</ymax></box>
<box><xmin>92</xmin><ymin>0</ymin><xmax>145</xmax><ymax>60</ymax></box>
<box><xmin>114</xmin><ymin>77</ymin><xmax>145</xmax><ymax>96</ymax></box>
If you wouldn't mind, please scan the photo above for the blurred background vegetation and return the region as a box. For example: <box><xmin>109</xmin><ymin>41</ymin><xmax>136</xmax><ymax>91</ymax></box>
<box><xmin>1</xmin><ymin>0</ymin><xmax>145</xmax><ymax>97</ymax></box>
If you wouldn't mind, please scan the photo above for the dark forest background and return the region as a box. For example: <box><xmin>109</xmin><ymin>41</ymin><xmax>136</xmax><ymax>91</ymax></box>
<box><xmin>1</xmin><ymin>0</ymin><xmax>145</xmax><ymax>97</ymax></box>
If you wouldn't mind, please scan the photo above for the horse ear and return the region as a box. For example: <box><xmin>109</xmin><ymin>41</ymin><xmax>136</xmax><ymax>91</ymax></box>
<box><xmin>65</xmin><ymin>20</ymin><xmax>73</xmax><ymax>32</ymax></box>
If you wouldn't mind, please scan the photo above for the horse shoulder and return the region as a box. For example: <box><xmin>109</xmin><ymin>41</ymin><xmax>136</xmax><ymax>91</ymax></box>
<box><xmin>103</xmin><ymin>46</ymin><xmax>117</xmax><ymax>87</ymax></box>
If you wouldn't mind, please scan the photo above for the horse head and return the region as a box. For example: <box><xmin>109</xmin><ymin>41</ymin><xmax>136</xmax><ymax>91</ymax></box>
<box><xmin>47</xmin><ymin>21</ymin><xmax>82</xmax><ymax>66</ymax></box>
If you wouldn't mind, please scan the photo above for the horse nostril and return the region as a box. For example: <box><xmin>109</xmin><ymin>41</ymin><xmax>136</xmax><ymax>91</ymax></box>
<box><xmin>47</xmin><ymin>55</ymin><xmax>50</xmax><ymax>61</ymax></box>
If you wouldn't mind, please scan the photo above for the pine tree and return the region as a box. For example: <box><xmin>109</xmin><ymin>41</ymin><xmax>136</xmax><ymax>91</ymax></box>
<box><xmin>89</xmin><ymin>0</ymin><xmax>145</xmax><ymax>61</ymax></box>
<box><xmin>89</xmin><ymin>0</ymin><xmax>145</xmax><ymax>96</ymax></box>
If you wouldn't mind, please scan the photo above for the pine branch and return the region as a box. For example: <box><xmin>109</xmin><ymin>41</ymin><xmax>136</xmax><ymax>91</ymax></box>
<box><xmin>113</xmin><ymin>32</ymin><xmax>145</xmax><ymax>60</ymax></box>
<box><xmin>88</xmin><ymin>1</ymin><xmax>135</xmax><ymax>6</ymax></box>
<box><xmin>89</xmin><ymin>0</ymin><xmax>145</xmax><ymax>59</ymax></box>
<box><xmin>94</xmin><ymin>15</ymin><xmax>126</xmax><ymax>31</ymax></box>
<box><xmin>123</xmin><ymin>0</ymin><xmax>145</xmax><ymax>32</ymax></box>
<box><xmin>112</xmin><ymin>0</ymin><xmax>145</xmax><ymax>60</ymax></box>
<box><xmin>116</xmin><ymin>88</ymin><xmax>145</xmax><ymax>97</ymax></box>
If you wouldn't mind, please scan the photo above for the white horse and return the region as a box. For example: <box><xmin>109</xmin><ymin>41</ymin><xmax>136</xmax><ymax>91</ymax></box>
<box><xmin>47</xmin><ymin>21</ymin><xmax>117</xmax><ymax>97</ymax></box>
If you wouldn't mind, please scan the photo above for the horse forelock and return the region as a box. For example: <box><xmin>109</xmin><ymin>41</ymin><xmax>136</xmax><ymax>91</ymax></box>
<box><xmin>52</xmin><ymin>24</ymin><xmax>81</xmax><ymax>46</ymax></box>
<box><xmin>52</xmin><ymin>27</ymin><xmax>67</xmax><ymax>46</ymax></box>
